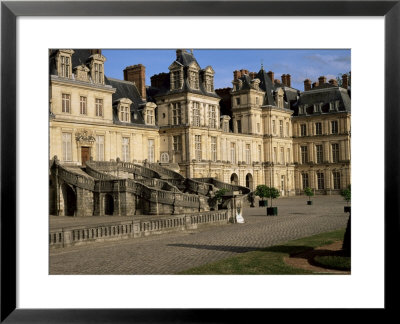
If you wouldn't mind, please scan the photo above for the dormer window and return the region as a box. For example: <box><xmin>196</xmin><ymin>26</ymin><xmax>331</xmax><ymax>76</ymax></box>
<box><xmin>205</xmin><ymin>74</ymin><xmax>214</xmax><ymax>92</ymax></box>
<box><xmin>89</xmin><ymin>54</ymin><xmax>106</xmax><ymax>85</ymax></box>
<box><xmin>171</xmin><ymin>70</ymin><xmax>182</xmax><ymax>90</ymax></box>
<box><xmin>94</xmin><ymin>63</ymin><xmax>103</xmax><ymax>84</ymax></box>
<box><xmin>189</xmin><ymin>70</ymin><xmax>199</xmax><ymax>89</ymax></box>
<box><xmin>57</xmin><ymin>50</ymin><xmax>74</xmax><ymax>78</ymax></box>
<box><xmin>144</xmin><ymin>102</ymin><xmax>157</xmax><ymax>125</ymax></box>
<box><xmin>119</xmin><ymin>105</ymin><xmax>130</xmax><ymax>122</ymax></box>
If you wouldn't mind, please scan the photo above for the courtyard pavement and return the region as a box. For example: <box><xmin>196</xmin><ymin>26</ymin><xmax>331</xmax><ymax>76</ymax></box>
<box><xmin>49</xmin><ymin>196</ymin><xmax>350</xmax><ymax>274</ymax></box>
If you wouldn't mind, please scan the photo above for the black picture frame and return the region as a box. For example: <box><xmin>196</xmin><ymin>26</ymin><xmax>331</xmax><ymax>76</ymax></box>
<box><xmin>1</xmin><ymin>0</ymin><xmax>399</xmax><ymax>322</ymax></box>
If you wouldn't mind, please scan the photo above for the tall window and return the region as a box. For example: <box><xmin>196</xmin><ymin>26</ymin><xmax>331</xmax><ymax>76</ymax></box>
<box><xmin>94</xmin><ymin>63</ymin><xmax>103</xmax><ymax>84</ymax></box>
<box><xmin>209</xmin><ymin>106</ymin><xmax>216</xmax><ymax>128</ymax></box>
<box><xmin>279</xmin><ymin>120</ymin><xmax>283</xmax><ymax>137</ymax></box>
<box><xmin>189</xmin><ymin>71</ymin><xmax>199</xmax><ymax>89</ymax></box>
<box><xmin>315</xmin><ymin>122</ymin><xmax>322</xmax><ymax>135</ymax></box>
<box><xmin>273</xmin><ymin>147</ymin><xmax>277</xmax><ymax>163</ymax></box>
<box><xmin>237</xmin><ymin>120</ymin><xmax>242</xmax><ymax>133</ymax></box>
<box><xmin>205</xmin><ymin>75</ymin><xmax>214</xmax><ymax>92</ymax></box>
<box><xmin>172</xmin><ymin>103</ymin><xmax>181</xmax><ymax>125</ymax></box>
<box><xmin>332</xmin><ymin>143</ymin><xmax>340</xmax><ymax>162</ymax></box>
<box><xmin>146</xmin><ymin>110</ymin><xmax>154</xmax><ymax>124</ymax></box>
<box><xmin>60</xmin><ymin>55</ymin><xmax>70</xmax><ymax>78</ymax></box>
<box><xmin>62</xmin><ymin>133</ymin><xmax>72</xmax><ymax>161</ymax></box>
<box><xmin>287</xmin><ymin>148</ymin><xmax>291</xmax><ymax>163</ymax></box>
<box><xmin>331</xmin><ymin>120</ymin><xmax>338</xmax><ymax>134</ymax></box>
<box><xmin>96</xmin><ymin>135</ymin><xmax>104</xmax><ymax>161</ymax></box>
<box><xmin>211</xmin><ymin>137</ymin><xmax>217</xmax><ymax>162</ymax></box>
<box><xmin>172</xmin><ymin>71</ymin><xmax>181</xmax><ymax>89</ymax></box>
<box><xmin>272</xmin><ymin>120</ymin><xmax>276</xmax><ymax>134</ymax></box>
<box><xmin>257</xmin><ymin>123</ymin><xmax>260</xmax><ymax>133</ymax></box>
<box><xmin>316</xmin><ymin>144</ymin><xmax>323</xmax><ymax>164</ymax></box>
<box><xmin>258</xmin><ymin>145</ymin><xmax>262</xmax><ymax>162</ymax></box>
<box><xmin>280</xmin><ymin>147</ymin><xmax>284</xmax><ymax>164</ymax></box>
<box><xmin>122</xmin><ymin>137</ymin><xmax>130</xmax><ymax>162</ymax></box>
<box><xmin>301</xmin><ymin>146</ymin><xmax>308</xmax><ymax>164</ymax></box>
<box><xmin>300</xmin><ymin>124</ymin><xmax>307</xmax><ymax>136</ymax></box>
<box><xmin>173</xmin><ymin>135</ymin><xmax>182</xmax><ymax>152</ymax></box>
<box><xmin>230</xmin><ymin>143</ymin><xmax>236</xmax><ymax>164</ymax></box>
<box><xmin>302</xmin><ymin>173</ymin><xmax>309</xmax><ymax>189</ymax></box>
<box><xmin>245</xmin><ymin>144</ymin><xmax>251</xmax><ymax>164</ymax></box>
<box><xmin>236</xmin><ymin>98</ymin><xmax>240</xmax><ymax>105</ymax></box>
<box><xmin>192</xmin><ymin>102</ymin><xmax>200</xmax><ymax>126</ymax></box>
<box><xmin>195</xmin><ymin>135</ymin><xmax>202</xmax><ymax>161</ymax></box>
<box><xmin>62</xmin><ymin>94</ymin><xmax>71</xmax><ymax>113</ymax></box>
<box><xmin>119</xmin><ymin>105</ymin><xmax>130</xmax><ymax>122</ymax></box>
<box><xmin>148</xmin><ymin>139</ymin><xmax>155</xmax><ymax>162</ymax></box>
<box><xmin>80</xmin><ymin>96</ymin><xmax>87</xmax><ymax>115</ymax></box>
<box><xmin>95</xmin><ymin>98</ymin><xmax>103</xmax><ymax>117</ymax></box>
<box><xmin>286</xmin><ymin>122</ymin><xmax>289</xmax><ymax>137</ymax></box>
<box><xmin>333</xmin><ymin>171</ymin><xmax>341</xmax><ymax>190</ymax></box>
<box><xmin>317</xmin><ymin>172</ymin><xmax>325</xmax><ymax>190</ymax></box>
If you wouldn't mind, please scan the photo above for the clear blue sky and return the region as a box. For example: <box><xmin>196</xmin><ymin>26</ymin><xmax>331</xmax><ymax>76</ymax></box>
<box><xmin>103</xmin><ymin>49</ymin><xmax>351</xmax><ymax>91</ymax></box>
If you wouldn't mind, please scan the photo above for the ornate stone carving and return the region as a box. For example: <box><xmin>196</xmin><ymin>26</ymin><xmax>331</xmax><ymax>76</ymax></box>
<box><xmin>75</xmin><ymin>129</ymin><xmax>96</xmax><ymax>144</ymax></box>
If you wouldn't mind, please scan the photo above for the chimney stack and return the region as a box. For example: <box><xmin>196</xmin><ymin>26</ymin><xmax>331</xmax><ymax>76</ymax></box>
<box><xmin>176</xmin><ymin>49</ymin><xmax>183</xmax><ymax>59</ymax></box>
<box><xmin>240</xmin><ymin>69</ymin><xmax>249</xmax><ymax>76</ymax></box>
<box><xmin>304</xmin><ymin>79</ymin><xmax>312</xmax><ymax>91</ymax></box>
<box><xmin>286</xmin><ymin>74</ymin><xmax>291</xmax><ymax>87</ymax></box>
<box><xmin>249</xmin><ymin>72</ymin><xmax>257</xmax><ymax>80</ymax></box>
<box><xmin>281</xmin><ymin>74</ymin><xmax>287</xmax><ymax>86</ymax></box>
<box><xmin>312</xmin><ymin>82</ymin><xmax>319</xmax><ymax>88</ymax></box>
<box><xmin>329</xmin><ymin>79</ymin><xmax>338</xmax><ymax>86</ymax></box>
<box><xmin>318</xmin><ymin>76</ymin><xmax>327</xmax><ymax>85</ymax></box>
<box><xmin>124</xmin><ymin>64</ymin><xmax>146</xmax><ymax>100</ymax></box>
<box><xmin>342</xmin><ymin>74</ymin><xmax>348</xmax><ymax>89</ymax></box>
<box><xmin>267</xmin><ymin>71</ymin><xmax>274</xmax><ymax>82</ymax></box>
<box><xmin>233</xmin><ymin>70</ymin><xmax>241</xmax><ymax>80</ymax></box>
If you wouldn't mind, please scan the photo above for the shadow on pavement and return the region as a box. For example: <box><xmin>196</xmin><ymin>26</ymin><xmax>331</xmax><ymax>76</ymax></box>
<box><xmin>167</xmin><ymin>243</ymin><xmax>315</xmax><ymax>255</ymax></box>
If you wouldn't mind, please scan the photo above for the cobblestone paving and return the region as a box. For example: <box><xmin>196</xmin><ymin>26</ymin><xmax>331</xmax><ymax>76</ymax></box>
<box><xmin>49</xmin><ymin>196</ymin><xmax>350</xmax><ymax>274</ymax></box>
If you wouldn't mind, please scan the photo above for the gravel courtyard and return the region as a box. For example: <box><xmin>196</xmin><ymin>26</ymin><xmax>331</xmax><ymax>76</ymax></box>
<box><xmin>49</xmin><ymin>196</ymin><xmax>349</xmax><ymax>274</ymax></box>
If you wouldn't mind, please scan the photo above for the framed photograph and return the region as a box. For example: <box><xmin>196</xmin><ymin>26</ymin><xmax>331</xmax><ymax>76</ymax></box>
<box><xmin>1</xmin><ymin>0</ymin><xmax>399</xmax><ymax>322</ymax></box>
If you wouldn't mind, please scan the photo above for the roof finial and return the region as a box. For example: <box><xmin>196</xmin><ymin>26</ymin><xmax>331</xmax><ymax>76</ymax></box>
<box><xmin>190</xmin><ymin>49</ymin><xmax>193</xmax><ymax>55</ymax></box>
<box><xmin>261</xmin><ymin>59</ymin><xmax>264</xmax><ymax>70</ymax></box>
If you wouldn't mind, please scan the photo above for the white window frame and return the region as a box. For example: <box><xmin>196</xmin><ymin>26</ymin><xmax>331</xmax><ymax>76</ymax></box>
<box><xmin>62</xmin><ymin>133</ymin><xmax>72</xmax><ymax>161</ymax></box>
<box><xmin>96</xmin><ymin>135</ymin><xmax>105</xmax><ymax>161</ymax></box>
<box><xmin>122</xmin><ymin>137</ymin><xmax>130</xmax><ymax>162</ymax></box>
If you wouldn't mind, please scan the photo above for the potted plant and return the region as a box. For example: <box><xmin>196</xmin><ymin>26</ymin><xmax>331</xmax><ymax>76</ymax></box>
<box><xmin>266</xmin><ymin>187</ymin><xmax>280</xmax><ymax>216</ymax></box>
<box><xmin>255</xmin><ymin>184</ymin><xmax>268</xmax><ymax>207</ymax></box>
<box><xmin>341</xmin><ymin>184</ymin><xmax>351</xmax><ymax>213</ymax></box>
<box><xmin>211</xmin><ymin>188</ymin><xmax>228</xmax><ymax>210</ymax></box>
<box><xmin>304</xmin><ymin>187</ymin><xmax>314</xmax><ymax>205</ymax></box>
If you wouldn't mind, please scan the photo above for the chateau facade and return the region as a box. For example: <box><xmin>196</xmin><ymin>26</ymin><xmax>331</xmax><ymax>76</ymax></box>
<box><xmin>49</xmin><ymin>49</ymin><xmax>351</xmax><ymax>201</ymax></box>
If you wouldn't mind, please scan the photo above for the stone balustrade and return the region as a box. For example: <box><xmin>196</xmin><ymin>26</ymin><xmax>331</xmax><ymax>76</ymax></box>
<box><xmin>49</xmin><ymin>210</ymin><xmax>229</xmax><ymax>248</ymax></box>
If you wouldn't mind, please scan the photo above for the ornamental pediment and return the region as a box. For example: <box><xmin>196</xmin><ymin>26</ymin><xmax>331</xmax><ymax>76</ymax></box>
<box><xmin>168</xmin><ymin>61</ymin><xmax>183</xmax><ymax>70</ymax></box>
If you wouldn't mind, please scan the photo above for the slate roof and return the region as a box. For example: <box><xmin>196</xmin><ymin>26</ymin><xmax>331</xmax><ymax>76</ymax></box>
<box><xmin>293</xmin><ymin>87</ymin><xmax>351</xmax><ymax>116</ymax></box>
<box><xmin>105</xmin><ymin>77</ymin><xmax>150</xmax><ymax>126</ymax></box>
<box><xmin>49</xmin><ymin>49</ymin><xmax>95</xmax><ymax>76</ymax></box>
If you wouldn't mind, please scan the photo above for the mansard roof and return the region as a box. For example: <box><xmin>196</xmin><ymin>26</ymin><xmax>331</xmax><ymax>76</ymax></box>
<box><xmin>49</xmin><ymin>49</ymin><xmax>98</xmax><ymax>76</ymax></box>
<box><xmin>293</xmin><ymin>87</ymin><xmax>351</xmax><ymax>116</ymax></box>
<box><xmin>105</xmin><ymin>77</ymin><xmax>148</xmax><ymax>126</ymax></box>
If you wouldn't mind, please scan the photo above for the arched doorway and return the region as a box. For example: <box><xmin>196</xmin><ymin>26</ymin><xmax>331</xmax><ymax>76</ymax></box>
<box><xmin>245</xmin><ymin>173</ymin><xmax>253</xmax><ymax>190</ymax></box>
<box><xmin>104</xmin><ymin>194</ymin><xmax>114</xmax><ymax>215</ymax></box>
<box><xmin>61</xmin><ymin>183</ymin><xmax>76</xmax><ymax>216</ymax></box>
<box><xmin>230</xmin><ymin>173</ymin><xmax>238</xmax><ymax>185</ymax></box>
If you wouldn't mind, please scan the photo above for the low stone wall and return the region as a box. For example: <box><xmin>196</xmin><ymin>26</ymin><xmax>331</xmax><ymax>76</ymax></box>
<box><xmin>49</xmin><ymin>210</ymin><xmax>230</xmax><ymax>249</ymax></box>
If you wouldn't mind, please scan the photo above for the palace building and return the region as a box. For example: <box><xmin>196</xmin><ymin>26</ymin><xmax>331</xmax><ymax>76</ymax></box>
<box><xmin>49</xmin><ymin>49</ymin><xmax>350</xmax><ymax>217</ymax></box>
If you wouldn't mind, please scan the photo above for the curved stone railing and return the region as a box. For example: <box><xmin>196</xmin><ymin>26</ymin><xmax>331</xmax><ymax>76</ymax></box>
<box><xmin>194</xmin><ymin>177</ymin><xmax>251</xmax><ymax>195</ymax></box>
<box><xmin>185</xmin><ymin>178</ymin><xmax>214</xmax><ymax>196</ymax></box>
<box><xmin>135</xmin><ymin>178</ymin><xmax>181</xmax><ymax>193</ymax></box>
<box><xmin>56</xmin><ymin>162</ymin><xmax>95</xmax><ymax>191</ymax></box>
<box><xmin>86</xmin><ymin>161</ymin><xmax>161</xmax><ymax>180</ymax></box>
<box><xmin>148</xmin><ymin>163</ymin><xmax>185</xmax><ymax>181</ymax></box>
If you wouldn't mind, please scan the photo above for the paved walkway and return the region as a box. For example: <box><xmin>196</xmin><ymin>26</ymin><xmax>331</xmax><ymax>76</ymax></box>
<box><xmin>49</xmin><ymin>196</ymin><xmax>349</xmax><ymax>274</ymax></box>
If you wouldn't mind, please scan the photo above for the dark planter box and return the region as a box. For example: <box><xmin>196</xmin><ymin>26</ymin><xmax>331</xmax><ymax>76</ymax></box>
<box><xmin>267</xmin><ymin>207</ymin><xmax>278</xmax><ymax>216</ymax></box>
<box><xmin>259</xmin><ymin>200</ymin><xmax>267</xmax><ymax>207</ymax></box>
<box><xmin>344</xmin><ymin>206</ymin><xmax>351</xmax><ymax>213</ymax></box>
<box><xmin>307</xmin><ymin>200</ymin><xmax>313</xmax><ymax>205</ymax></box>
